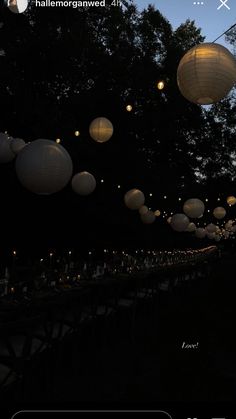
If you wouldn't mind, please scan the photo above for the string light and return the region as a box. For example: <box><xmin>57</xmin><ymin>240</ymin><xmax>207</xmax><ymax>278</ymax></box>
<box><xmin>126</xmin><ymin>104</ymin><xmax>133</xmax><ymax>112</ymax></box>
<box><xmin>205</xmin><ymin>198</ymin><xmax>209</xmax><ymax>202</ymax></box>
<box><xmin>149</xmin><ymin>193</ymin><xmax>153</xmax><ymax>197</ymax></box>
<box><xmin>157</xmin><ymin>80</ymin><xmax>165</xmax><ymax>90</ymax></box>
<box><xmin>117</xmin><ymin>185</ymin><xmax>121</xmax><ymax>189</ymax></box>
<box><xmin>178</xmin><ymin>197</ymin><xmax>182</xmax><ymax>201</ymax></box>
<box><xmin>101</xmin><ymin>179</ymin><xmax>104</xmax><ymax>183</ymax></box>
<box><xmin>13</xmin><ymin>250</ymin><xmax>16</xmax><ymax>256</ymax></box>
<box><xmin>56</xmin><ymin>138</ymin><xmax>61</xmax><ymax>144</ymax></box>
<box><xmin>74</xmin><ymin>131</ymin><xmax>80</xmax><ymax>137</ymax></box>
<box><xmin>164</xmin><ymin>195</ymin><xmax>167</xmax><ymax>199</ymax></box>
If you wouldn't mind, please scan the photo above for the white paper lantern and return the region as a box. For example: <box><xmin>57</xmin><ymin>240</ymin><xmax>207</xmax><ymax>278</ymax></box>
<box><xmin>170</xmin><ymin>213</ymin><xmax>189</xmax><ymax>232</ymax></box>
<box><xmin>71</xmin><ymin>171</ymin><xmax>96</xmax><ymax>196</ymax></box>
<box><xmin>206</xmin><ymin>223</ymin><xmax>217</xmax><ymax>233</ymax></box>
<box><xmin>227</xmin><ymin>196</ymin><xmax>236</xmax><ymax>206</ymax></box>
<box><xmin>183</xmin><ymin>198</ymin><xmax>205</xmax><ymax>218</ymax></box>
<box><xmin>89</xmin><ymin>117</ymin><xmax>113</xmax><ymax>143</ymax></box>
<box><xmin>177</xmin><ymin>43</ymin><xmax>236</xmax><ymax>105</ymax></box>
<box><xmin>213</xmin><ymin>206</ymin><xmax>226</xmax><ymax>220</ymax></box>
<box><xmin>140</xmin><ymin>211</ymin><xmax>156</xmax><ymax>224</ymax></box>
<box><xmin>124</xmin><ymin>189</ymin><xmax>145</xmax><ymax>210</ymax></box>
<box><xmin>139</xmin><ymin>205</ymin><xmax>149</xmax><ymax>215</ymax></box>
<box><xmin>15</xmin><ymin>139</ymin><xmax>73</xmax><ymax>195</ymax></box>
<box><xmin>0</xmin><ymin>133</ymin><xmax>15</xmax><ymax>163</ymax></box>
<box><xmin>186</xmin><ymin>222</ymin><xmax>196</xmax><ymax>232</ymax></box>
<box><xmin>10</xmin><ymin>138</ymin><xmax>26</xmax><ymax>155</ymax></box>
<box><xmin>195</xmin><ymin>228</ymin><xmax>206</xmax><ymax>239</ymax></box>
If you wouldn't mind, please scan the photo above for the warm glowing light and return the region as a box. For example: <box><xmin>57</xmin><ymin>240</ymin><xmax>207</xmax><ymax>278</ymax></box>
<box><xmin>101</xmin><ymin>179</ymin><xmax>104</xmax><ymax>183</ymax></box>
<box><xmin>157</xmin><ymin>80</ymin><xmax>165</xmax><ymax>90</ymax></box>
<box><xmin>117</xmin><ymin>185</ymin><xmax>121</xmax><ymax>189</ymax></box>
<box><xmin>75</xmin><ymin>131</ymin><xmax>80</xmax><ymax>137</ymax></box>
<box><xmin>178</xmin><ymin>197</ymin><xmax>182</xmax><ymax>201</ymax></box>
<box><xmin>205</xmin><ymin>198</ymin><xmax>208</xmax><ymax>202</ymax></box>
<box><xmin>149</xmin><ymin>193</ymin><xmax>153</xmax><ymax>197</ymax></box>
<box><xmin>154</xmin><ymin>210</ymin><xmax>161</xmax><ymax>217</ymax></box>
<box><xmin>49</xmin><ymin>252</ymin><xmax>53</xmax><ymax>257</ymax></box>
<box><xmin>164</xmin><ymin>195</ymin><xmax>167</xmax><ymax>199</ymax></box>
<box><xmin>13</xmin><ymin>250</ymin><xmax>16</xmax><ymax>256</ymax></box>
<box><xmin>227</xmin><ymin>196</ymin><xmax>236</xmax><ymax>206</ymax></box>
<box><xmin>56</xmin><ymin>138</ymin><xmax>61</xmax><ymax>144</ymax></box>
<box><xmin>69</xmin><ymin>251</ymin><xmax>72</xmax><ymax>255</ymax></box>
<box><xmin>126</xmin><ymin>105</ymin><xmax>133</xmax><ymax>112</ymax></box>
<box><xmin>40</xmin><ymin>258</ymin><xmax>44</xmax><ymax>262</ymax></box>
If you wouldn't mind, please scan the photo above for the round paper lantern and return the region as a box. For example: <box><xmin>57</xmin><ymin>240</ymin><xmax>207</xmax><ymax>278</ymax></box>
<box><xmin>71</xmin><ymin>171</ymin><xmax>96</xmax><ymax>196</ymax></box>
<box><xmin>227</xmin><ymin>196</ymin><xmax>236</xmax><ymax>206</ymax></box>
<box><xmin>167</xmin><ymin>216</ymin><xmax>172</xmax><ymax>224</ymax></box>
<box><xmin>183</xmin><ymin>198</ymin><xmax>205</xmax><ymax>218</ymax></box>
<box><xmin>15</xmin><ymin>139</ymin><xmax>73</xmax><ymax>195</ymax></box>
<box><xmin>206</xmin><ymin>223</ymin><xmax>217</xmax><ymax>233</ymax></box>
<box><xmin>154</xmin><ymin>209</ymin><xmax>161</xmax><ymax>217</ymax></box>
<box><xmin>207</xmin><ymin>232</ymin><xmax>216</xmax><ymax>240</ymax></box>
<box><xmin>139</xmin><ymin>205</ymin><xmax>148</xmax><ymax>216</ymax></box>
<box><xmin>213</xmin><ymin>206</ymin><xmax>226</xmax><ymax>220</ymax></box>
<box><xmin>124</xmin><ymin>189</ymin><xmax>145</xmax><ymax>210</ymax></box>
<box><xmin>170</xmin><ymin>213</ymin><xmax>189</xmax><ymax>232</ymax></box>
<box><xmin>140</xmin><ymin>211</ymin><xmax>155</xmax><ymax>224</ymax></box>
<box><xmin>186</xmin><ymin>222</ymin><xmax>196</xmax><ymax>233</ymax></box>
<box><xmin>223</xmin><ymin>230</ymin><xmax>230</xmax><ymax>239</ymax></box>
<box><xmin>0</xmin><ymin>133</ymin><xmax>15</xmax><ymax>163</ymax></box>
<box><xmin>231</xmin><ymin>225</ymin><xmax>236</xmax><ymax>233</ymax></box>
<box><xmin>225</xmin><ymin>220</ymin><xmax>233</xmax><ymax>231</ymax></box>
<box><xmin>10</xmin><ymin>138</ymin><xmax>26</xmax><ymax>155</ymax></box>
<box><xmin>195</xmin><ymin>228</ymin><xmax>206</xmax><ymax>239</ymax></box>
<box><xmin>89</xmin><ymin>117</ymin><xmax>113</xmax><ymax>143</ymax></box>
<box><xmin>177</xmin><ymin>43</ymin><xmax>236</xmax><ymax>105</ymax></box>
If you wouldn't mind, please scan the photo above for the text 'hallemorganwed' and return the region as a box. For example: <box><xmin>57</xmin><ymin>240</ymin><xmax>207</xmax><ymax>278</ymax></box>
<box><xmin>35</xmin><ymin>0</ymin><xmax>119</xmax><ymax>7</ymax></box>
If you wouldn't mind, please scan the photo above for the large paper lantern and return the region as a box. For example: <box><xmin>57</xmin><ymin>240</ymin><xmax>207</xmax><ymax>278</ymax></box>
<box><xmin>140</xmin><ymin>211</ymin><xmax>155</xmax><ymax>224</ymax></box>
<box><xmin>124</xmin><ymin>189</ymin><xmax>145</xmax><ymax>210</ymax></box>
<box><xmin>0</xmin><ymin>133</ymin><xmax>15</xmax><ymax>163</ymax></box>
<box><xmin>206</xmin><ymin>223</ymin><xmax>217</xmax><ymax>233</ymax></box>
<box><xmin>139</xmin><ymin>205</ymin><xmax>148</xmax><ymax>215</ymax></box>
<box><xmin>213</xmin><ymin>206</ymin><xmax>226</xmax><ymax>220</ymax></box>
<box><xmin>89</xmin><ymin>117</ymin><xmax>113</xmax><ymax>143</ymax></box>
<box><xmin>177</xmin><ymin>43</ymin><xmax>236</xmax><ymax>105</ymax></box>
<box><xmin>183</xmin><ymin>198</ymin><xmax>205</xmax><ymax>218</ymax></box>
<box><xmin>10</xmin><ymin>138</ymin><xmax>26</xmax><ymax>155</ymax></box>
<box><xmin>15</xmin><ymin>139</ymin><xmax>73</xmax><ymax>195</ymax></box>
<box><xmin>195</xmin><ymin>228</ymin><xmax>206</xmax><ymax>239</ymax></box>
<box><xmin>227</xmin><ymin>196</ymin><xmax>236</xmax><ymax>206</ymax></box>
<box><xmin>186</xmin><ymin>222</ymin><xmax>196</xmax><ymax>233</ymax></box>
<box><xmin>71</xmin><ymin>171</ymin><xmax>96</xmax><ymax>196</ymax></box>
<box><xmin>170</xmin><ymin>213</ymin><xmax>189</xmax><ymax>232</ymax></box>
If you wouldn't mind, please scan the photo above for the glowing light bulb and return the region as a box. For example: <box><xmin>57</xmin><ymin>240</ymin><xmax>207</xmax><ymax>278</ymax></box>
<box><xmin>157</xmin><ymin>80</ymin><xmax>165</xmax><ymax>90</ymax></box>
<box><xmin>56</xmin><ymin>138</ymin><xmax>61</xmax><ymax>144</ymax></box>
<box><xmin>126</xmin><ymin>104</ymin><xmax>132</xmax><ymax>112</ymax></box>
<box><xmin>75</xmin><ymin>131</ymin><xmax>80</xmax><ymax>137</ymax></box>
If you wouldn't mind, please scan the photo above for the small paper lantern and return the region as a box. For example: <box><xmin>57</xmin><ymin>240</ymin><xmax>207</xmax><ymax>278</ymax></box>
<box><xmin>154</xmin><ymin>209</ymin><xmax>161</xmax><ymax>217</ymax></box>
<box><xmin>126</xmin><ymin>105</ymin><xmax>133</xmax><ymax>112</ymax></box>
<box><xmin>139</xmin><ymin>205</ymin><xmax>149</xmax><ymax>216</ymax></box>
<box><xmin>89</xmin><ymin>117</ymin><xmax>113</xmax><ymax>143</ymax></box>
<box><xmin>186</xmin><ymin>222</ymin><xmax>196</xmax><ymax>233</ymax></box>
<box><xmin>183</xmin><ymin>198</ymin><xmax>205</xmax><ymax>218</ymax></box>
<box><xmin>167</xmin><ymin>216</ymin><xmax>172</xmax><ymax>224</ymax></box>
<box><xmin>177</xmin><ymin>43</ymin><xmax>236</xmax><ymax>105</ymax></box>
<box><xmin>0</xmin><ymin>133</ymin><xmax>15</xmax><ymax>163</ymax></box>
<box><xmin>231</xmin><ymin>225</ymin><xmax>236</xmax><ymax>233</ymax></box>
<box><xmin>213</xmin><ymin>206</ymin><xmax>226</xmax><ymax>220</ymax></box>
<box><xmin>124</xmin><ymin>189</ymin><xmax>145</xmax><ymax>210</ymax></box>
<box><xmin>206</xmin><ymin>223</ymin><xmax>217</xmax><ymax>233</ymax></box>
<box><xmin>195</xmin><ymin>228</ymin><xmax>206</xmax><ymax>239</ymax></box>
<box><xmin>225</xmin><ymin>220</ymin><xmax>233</xmax><ymax>231</ymax></box>
<box><xmin>71</xmin><ymin>171</ymin><xmax>96</xmax><ymax>196</ymax></box>
<box><xmin>10</xmin><ymin>138</ymin><xmax>26</xmax><ymax>155</ymax></box>
<box><xmin>157</xmin><ymin>81</ymin><xmax>165</xmax><ymax>90</ymax></box>
<box><xmin>15</xmin><ymin>139</ymin><xmax>73</xmax><ymax>195</ymax></box>
<box><xmin>140</xmin><ymin>211</ymin><xmax>155</xmax><ymax>224</ymax></box>
<box><xmin>227</xmin><ymin>196</ymin><xmax>236</xmax><ymax>206</ymax></box>
<box><xmin>170</xmin><ymin>213</ymin><xmax>189</xmax><ymax>232</ymax></box>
